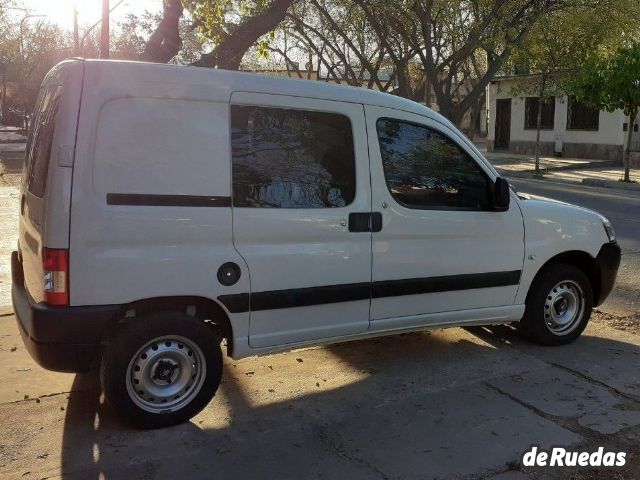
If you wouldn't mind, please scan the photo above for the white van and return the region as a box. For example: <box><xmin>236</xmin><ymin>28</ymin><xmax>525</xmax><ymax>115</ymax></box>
<box><xmin>12</xmin><ymin>59</ymin><xmax>620</xmax><ymax>428</ymax></box>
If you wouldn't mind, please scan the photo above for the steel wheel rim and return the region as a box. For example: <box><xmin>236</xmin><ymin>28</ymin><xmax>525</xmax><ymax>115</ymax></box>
<box><xmin>126</xmin><ymin>335</ymin><xmax>206</xmax><ymax>414</ymax></box>
<box><xmin>544</xmin><ymin>280</ymin><xmax>585</xmax><ymax>336</ymax></box>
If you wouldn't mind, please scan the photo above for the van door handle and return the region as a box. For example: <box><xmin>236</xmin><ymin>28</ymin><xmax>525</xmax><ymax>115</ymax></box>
<box><xmin>348</xmin><ymin>212</ymin><xmax>382</xmax><ymax>232</ymax></box>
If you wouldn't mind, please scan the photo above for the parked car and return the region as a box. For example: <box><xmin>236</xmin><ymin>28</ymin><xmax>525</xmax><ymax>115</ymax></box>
<box><xmin>12</xmin><ymin>59</ymin><xmax>620</xmax><ymax>428</ymax></box>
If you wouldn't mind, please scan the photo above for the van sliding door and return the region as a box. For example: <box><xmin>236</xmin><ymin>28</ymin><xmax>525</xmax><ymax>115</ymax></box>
<box><xmin>229</xmin><ymin>93</ymin><xmax>372</xmax><ymax>348</ymax></box>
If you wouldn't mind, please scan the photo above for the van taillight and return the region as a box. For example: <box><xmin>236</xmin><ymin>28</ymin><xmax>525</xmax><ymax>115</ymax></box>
<box><xmin>43</xmin><ymin>248</ymin><xmax>69</xmax><ymax>306</ymax></box>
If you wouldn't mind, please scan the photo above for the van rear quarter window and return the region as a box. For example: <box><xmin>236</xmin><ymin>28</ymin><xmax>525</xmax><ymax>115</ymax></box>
<box><xmin>231</xmin><ymin>105</ymin><xmax>356</xmax><ymax>208</ymax></box>
<box><xmin>94</xmin><ymin>98</ymin><xmax>229</xmax><ymax>198</ymax></box>
<box><xmin>24</xmin><ymin>84</ymin><xmax>62</xmax><ymax>197</ymax></box>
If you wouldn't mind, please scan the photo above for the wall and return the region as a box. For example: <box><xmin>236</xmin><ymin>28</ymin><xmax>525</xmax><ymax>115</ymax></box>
<box><xmin>487</xmin><ymin>77</ymin><xmax>626</xmax><ymax>161</ymax></box>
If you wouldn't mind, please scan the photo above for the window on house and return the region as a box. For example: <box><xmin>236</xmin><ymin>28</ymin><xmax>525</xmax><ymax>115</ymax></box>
<box><xmin>376</xmin><ymin>118</ymin><xmax>491</xmax><ymax>210</ymax></box>
<box><xmin>566</xmin><ymin>96</ymin><xmax>599</xmax><ymax>131</ymax></box>
<box><xmin>524</xmin><ymin>97</ymin><xmax>555</xmax><ymax>130</ymax></box>
<box><xmin>231</xmin><ymin>105</ymin><xmax>356</xmax><ymax>208</ymax></box>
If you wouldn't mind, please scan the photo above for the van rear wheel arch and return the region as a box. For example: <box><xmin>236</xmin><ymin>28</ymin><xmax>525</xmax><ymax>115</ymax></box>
<box><xmin>110</xmin><ymin>296</ymin><xmax>234</xmax><ymax>355</ymax></box>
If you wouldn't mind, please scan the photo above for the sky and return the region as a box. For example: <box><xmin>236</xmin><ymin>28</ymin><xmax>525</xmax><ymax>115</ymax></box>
<box><xmin>17</xmin><ymin>0</ymin><xmax>163</xmax><ymax>31</ymax></box>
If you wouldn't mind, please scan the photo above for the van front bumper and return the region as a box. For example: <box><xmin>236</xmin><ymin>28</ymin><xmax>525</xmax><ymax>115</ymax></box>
<box><xmin>595</xmin><ymin>241</ymin><xmax>621</xmax><ymax>307</ymax></box>
<box><xmin>11</xmin><ymin>251</ymin><xmax>119</xmax><ymax>373</ymax></box>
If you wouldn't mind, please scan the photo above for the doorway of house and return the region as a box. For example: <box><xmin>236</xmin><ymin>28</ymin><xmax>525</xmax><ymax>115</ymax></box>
<box><xmin>495</xmin><ymin>99</ymin><xmax>511</xmax><ymax>150</ymax></box>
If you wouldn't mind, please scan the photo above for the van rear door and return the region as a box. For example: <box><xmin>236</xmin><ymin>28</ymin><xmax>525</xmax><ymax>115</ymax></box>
<box><xmin>19</xmin><ymin>60</ymin><xmax>83</xmax><ymax>303</ymax></box>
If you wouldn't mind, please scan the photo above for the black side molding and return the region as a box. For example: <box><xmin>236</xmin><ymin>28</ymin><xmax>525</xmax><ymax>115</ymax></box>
<box><xmin>107</xmin><ymin>193</ymin><xmax>231</xmax><ymax>207</ymax></box>
<box><xmin>372</xmin><ymin>270</ymin><xmax>521</xmax><ymax>298</ymax></box>
<box><xmin>218</xmin><ymin>270</ymin><xmax>521</xmax><ymax>314</ymax></box>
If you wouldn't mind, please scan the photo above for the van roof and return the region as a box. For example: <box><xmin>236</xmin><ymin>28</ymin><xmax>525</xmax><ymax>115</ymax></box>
<box><xmin>78</xmin><ymin>58</ymin><xmax>452</xmax><ymax>127</ymax></box>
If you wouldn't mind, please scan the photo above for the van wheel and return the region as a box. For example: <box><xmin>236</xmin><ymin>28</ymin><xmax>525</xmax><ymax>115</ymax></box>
<box><xmin>518</xmin><ymin>264</ymin><xmax>593</xmax><ymax>346</ymax></box>
<box><xmin>100</xmin><ymin>312</ymin><xmax>222</xmax><ymax>429</ymax></box>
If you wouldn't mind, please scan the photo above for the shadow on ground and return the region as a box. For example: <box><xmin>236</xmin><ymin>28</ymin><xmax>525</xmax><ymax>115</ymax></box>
<box><xmin>56</xmin><ymin>327</ymin><xmax>640</xmax><ymax>479</ymax></box>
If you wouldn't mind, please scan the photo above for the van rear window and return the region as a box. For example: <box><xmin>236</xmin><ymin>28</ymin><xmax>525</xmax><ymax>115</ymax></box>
<box><xmin>24</xmin><ymin>84</ymin><xmax>62</xmax><ymax>197</ymax></box>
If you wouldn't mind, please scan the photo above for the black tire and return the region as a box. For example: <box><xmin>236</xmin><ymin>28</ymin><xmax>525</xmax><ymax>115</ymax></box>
<box><xmin>100</xmin><ymin>311</ymin><xmax>222</xmax><ymax>429</ymax></box>
<box><xmin>518</xmin><ymin>263</ymin><xmax>593</xmax><ymax>346</ymax></box>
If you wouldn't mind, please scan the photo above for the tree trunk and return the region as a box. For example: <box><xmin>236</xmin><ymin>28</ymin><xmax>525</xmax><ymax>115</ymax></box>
<box><xmin>140</xmin><ymin>0</ymin><xmax>183</xmax><ymax>63</ymax></box>
<box><xmin>436</xmin><ymin>102</ymin><xmax>465</xmax><ymax>127</ymax></box>
<box><xmin>623</xmin><ymin>108</ymin><xmax>637</xmax><ymax>182</ymax></box>
<box><xmin>535</xmin><ymin>101</ymin><xmax>543</xmax><ymax>175</ymax></box>
<box><xmin>534</xmin><ymin>78</ymin><xmax>547</xmax><ymax>175</ymax></box>
<box><xmin>192</xmin><ymin>0</ymin><xmax>293</xmax><ymax>69</ymax></box>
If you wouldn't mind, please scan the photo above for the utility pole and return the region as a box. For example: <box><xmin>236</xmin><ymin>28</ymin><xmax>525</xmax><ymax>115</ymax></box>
<box><xmin>73</xmin><ymin>6</ymin><xmax>80</xmax><ymax>55</ymax></box>
<box><xmin>100</xmin><ymin>0</ymin><xmax>109</xmax><ymax>59</ymax></box>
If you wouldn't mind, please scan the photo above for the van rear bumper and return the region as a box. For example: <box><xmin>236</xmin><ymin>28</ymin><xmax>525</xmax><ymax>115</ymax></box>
<box><xmin>11</xmin><ymin>251</ymin><xmax>119</xmax><ymax>373</ymax></box>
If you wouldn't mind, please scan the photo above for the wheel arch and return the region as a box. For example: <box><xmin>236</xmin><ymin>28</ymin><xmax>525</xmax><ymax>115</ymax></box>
<box><xmin>113</xmin><ymin>296</ymin><xmax>234</xmax><ymax>355</ymax></box>
<box><xmin>528</xmin><ymin>250</ymin><xmax>601</xmax><ymax>304</ymax></box>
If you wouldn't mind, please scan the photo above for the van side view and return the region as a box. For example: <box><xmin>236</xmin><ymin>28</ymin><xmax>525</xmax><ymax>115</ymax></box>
<box><xmin>12</xmin><ymin>59</ymin><xmax>621</xmax><ymax>428</ymax></box>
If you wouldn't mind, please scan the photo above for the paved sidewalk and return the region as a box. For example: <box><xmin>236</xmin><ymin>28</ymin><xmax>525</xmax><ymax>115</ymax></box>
<box><xmin>479</xmin><ymin>148</ymin><xmax>640</xmax><ymax>191</ymax></box>
<box><xmin>0</xmin><ymin>127</ymin><xmax>26</xmax><ymax>162</ymax></box>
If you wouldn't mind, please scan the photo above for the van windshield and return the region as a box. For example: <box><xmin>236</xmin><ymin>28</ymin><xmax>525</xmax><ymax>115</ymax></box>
<box><xmin>23</xmin><ymin>84</ymin><xmax>62</xmax><ymax>197</ymax></box>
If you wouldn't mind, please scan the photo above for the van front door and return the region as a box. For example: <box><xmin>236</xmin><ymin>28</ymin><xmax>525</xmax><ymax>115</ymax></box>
<box><xmin>365</xmin><ymin>105</ymin><xmax>524</xmax><ymax>327</ymax></box>
<box><xmin>230</xmin><ymin>93</ymin><xmax>372</xmax><ymax>348</ymax></box>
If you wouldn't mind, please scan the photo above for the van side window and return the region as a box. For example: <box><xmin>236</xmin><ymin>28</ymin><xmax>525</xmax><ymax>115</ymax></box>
<box><xmin>376</xmin><ymin>118</ymin><xmax>491</xmax><ymax>210</ymax></box>
<box><xmin>231</xmin><ymin>105</ymin><xmax>356</xmax><ymax>208</ymax></box>
<box><xmin>24</xmin><ymin>85</ymin><xmax>62</xmax><ymax>197</ymax></box>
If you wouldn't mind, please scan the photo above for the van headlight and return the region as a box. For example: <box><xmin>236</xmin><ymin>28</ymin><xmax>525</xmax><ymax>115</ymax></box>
<box><xmin>603</xmin><ymin>220</ymin><xmax>615</xmax><ymax>242</ymax></box>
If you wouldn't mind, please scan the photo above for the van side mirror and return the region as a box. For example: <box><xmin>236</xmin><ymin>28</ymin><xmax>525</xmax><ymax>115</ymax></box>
<box><xmin>492</xmin><ymin>177</ymin><xmax>510</xmax><ymax>211</ymax></box>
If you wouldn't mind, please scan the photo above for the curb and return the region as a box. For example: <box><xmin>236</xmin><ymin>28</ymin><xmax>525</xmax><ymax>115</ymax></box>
<box><xmin>581</xmin><ymin>178</ymin><xmax>640</xmax><ymax>191</ymax></box>
<box><xmin>497</xmin><ymin>168</ymin><xmax>640</xmax><ymax>192</ymax></box>
<box><xmin>0</xmin><ymin>151</ymin><xmax>25</xmax><ymax>160</ymax></box>
<box><xmin>500</xmin><ymin>172</ymin><xmax>584</xmax><ymax>188</ymax></box>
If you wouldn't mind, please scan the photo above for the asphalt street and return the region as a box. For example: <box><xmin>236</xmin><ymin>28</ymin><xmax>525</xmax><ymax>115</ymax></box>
<box><xmin>510</xmin><ymin>177</ymin><xmax>640</xmax><ymax>317</ymax></box>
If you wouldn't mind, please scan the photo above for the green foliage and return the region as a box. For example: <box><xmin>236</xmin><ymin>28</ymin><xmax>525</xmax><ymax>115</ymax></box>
<box><xmin>567</xmin><ymin>44</ymin><xmax>640</xmax><ymax>181</ymax></box>
<box><xmin>507</xmin><ymin>0</ymin><xmax>640</xmax><ymax>99</ymax></box>
<box><xmin>568</xmin><ymin>45</ymin><xmax>640</xmax><ymax>117</ymax></box>
<box><xmin>185</xmin><ymin>0</ymin><xmax>274</xmax><ymax>43</ymax></box>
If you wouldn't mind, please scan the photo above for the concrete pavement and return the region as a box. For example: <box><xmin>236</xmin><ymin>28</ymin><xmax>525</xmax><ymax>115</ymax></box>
<box><xmin>1</xmin><ymin>310</ymin><xmax>639</xmax><ymax>479</ymax></box>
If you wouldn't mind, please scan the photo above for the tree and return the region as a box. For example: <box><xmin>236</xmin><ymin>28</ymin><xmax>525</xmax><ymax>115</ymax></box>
<box><xmin>272</xmin><ymin>0</ymin><xmax>403</xmax><ymax>90</ymax></box>
<box><xmin>568</xmin><ymin>45</ymin><xmax>640</xmax><ymax>182</ymax></box>
<box><xmin>142</xmin><ymin>0</ymin><xmax>297</xmax><ymax>70</ymax></box>
<box><xmin>350</xmin><ymin>0</ymin><xmax>580</xmax><ymax>124</ymax></box>
<box><xmin>506</xmin><ymin>4</ymin><xmax>638</xmax><ymax>174</ymax></box>
<box><xmin>279</xmin><ymin>0</ymin><xmax>637</xmax><ymax>128</ymax></box>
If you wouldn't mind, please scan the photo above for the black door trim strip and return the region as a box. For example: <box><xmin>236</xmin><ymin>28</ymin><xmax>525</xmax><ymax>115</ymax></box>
<box><xmin>218</xmin><ymin>270</ymin><xmax>521</xmax><ymax>314</ymax></box>
<box><xmin>371</xmin><ymin>270</ymin><xmax>522</xmax><ymax>298</ymax></box>
<box><xmin>107</xmin><ymin>193</ymin><xmax>231</xmax><ymax>207</ymax></box>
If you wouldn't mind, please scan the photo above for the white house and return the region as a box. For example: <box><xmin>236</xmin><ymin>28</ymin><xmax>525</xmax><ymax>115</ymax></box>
<box><xmin>487</xmin><ymin>75</ymin><xmax>639</xmax><ymax>163</ymax></box>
